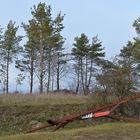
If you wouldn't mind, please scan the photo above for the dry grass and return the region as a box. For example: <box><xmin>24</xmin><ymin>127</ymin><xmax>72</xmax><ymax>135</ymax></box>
<box><xmin>0</xmin><ymin>94</ymin><xmax>90</xmax><ymax>106</ymax></box>
<box><xmin>0</xmin><ymin>123</ymin><xmax>140</xmax><ymax>140</ymax></box>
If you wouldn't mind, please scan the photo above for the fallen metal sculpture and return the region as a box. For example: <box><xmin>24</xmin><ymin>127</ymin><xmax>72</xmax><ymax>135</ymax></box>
<box><xmin>27</xmin><ymin>94</ymin><xmax>140</xmax><ymax>133</ymax></box>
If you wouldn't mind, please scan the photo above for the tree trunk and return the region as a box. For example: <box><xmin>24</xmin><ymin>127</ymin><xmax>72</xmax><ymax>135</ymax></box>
<box><xmin>6</xmin><ymin>52</ymin><xmax>10</xmax><ymax>94</ymax></box>
<box><xmin>76</xmin><ymin>59</ymin><xmax>80</xmax><ymax>94</ymax></box>
<box><xmin>76</xmin><ymin>71</ymin><xmax>80</xmax><ymax>94</ymax></box>
<box><xmin>51</xmin><ymin>64</ymin><xmax>55</xmax><ymax>92</ymax></box>
<box><xmin>47</xmin><ymin>47</ymin><xmax>51</xmax><ymax>93</ymax></box>
<box><xmin>39</xmin><ymin>33</ymin><xmax>44</xmax><ymax>94</ymax></box>
<box><xmin>80</xmin><ymin>58</ymin><xmax>85</xmax><ymax>95</ymax></box>
<box><xmin>56</xmin><ymin>55</ymin><xmax>60</xmax><ymax>91</ymax></box>
<box><xmin>85</xmin><ymin>55</ymin><xmax>88</xmax><ymax>95</ymax></box>
<box><xmin>40</xmin><ymin>51</ymin><xmax>44</xmax><ymax>94</ymax></box>
<box><xmin>30</xmin><ymin>56</ymin><xmax>34</xmax><ymax>94</ymax></box>
<box><xmin>88</xmin><ymin>60</ymin><xmax>93</xmax><ymax>86</ymax></box>
<box><xmin>56</xmin><ymin>67</ymin><xmax>59</xmax><ymax>91</ymax></box>
<box><xmin>86</xmin><ymin>59</ymin><xmax>93</xmax><ymax>94</ymax></box>
<box><xmin>40</xmin><ymin>73</ymin><xmax>43</xmax><ymax>93</ymax></box>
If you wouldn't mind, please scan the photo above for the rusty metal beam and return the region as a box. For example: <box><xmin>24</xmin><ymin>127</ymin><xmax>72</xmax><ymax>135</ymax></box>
<box><xmin>27</xmin><ymin>94</ymin><xmax>140</xmax><ymax>133</ymax></box>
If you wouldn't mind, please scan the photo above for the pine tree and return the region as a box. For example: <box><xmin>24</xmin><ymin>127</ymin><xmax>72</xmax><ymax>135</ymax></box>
<box><xmin>16</xmin><ymin>19</ymin><xmax>39</xmax><ymax>93</ymax></box>
<box><xmin>72</xmin><ymin>33</ymin><xmax>89</xmax><ymax>94</ymax></box>
<box><xmin>29</xmin><ymin>2</ymin><xmax>65</xmax><ymax>93</ymax></box>
<box><xmin>30</xmin><ymin>3</ymin><xmax>53</xmax><ymax>93</ymax></box>
<box><xmin>72</xmin><ymin>34</ymin><xmax>105</xmax><ymax>95</ymax></box>
<box><xmin>50</xmin><ymin>13</ymin><xmax>65</xmax><ymax>91</ymax></box>
<box><xmin>0</xmin><ymin>21</ymin><xmax>22</xmax><ymax>93</ymax></box>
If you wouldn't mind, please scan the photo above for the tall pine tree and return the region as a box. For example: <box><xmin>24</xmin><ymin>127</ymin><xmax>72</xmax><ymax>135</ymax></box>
<box><xmin>72</xmin><ymin>34</ymin><xmax>105</xmax><ymax>95</ymax></box>
<box><xmin>0</xmin><ymin>21</ymin><xmax>22</xmax><ymax>93</ymax></box>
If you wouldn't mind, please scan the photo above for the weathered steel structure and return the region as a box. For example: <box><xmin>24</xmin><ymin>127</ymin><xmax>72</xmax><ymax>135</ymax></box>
<box><xmin>27</xmin><ymin>94</ymin><xmax>140</xmax><ymax>133</ymax></box>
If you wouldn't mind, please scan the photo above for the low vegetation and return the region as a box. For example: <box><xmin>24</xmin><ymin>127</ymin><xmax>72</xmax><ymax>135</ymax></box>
<box><xmin>0</xmin><ymin>94</ymin><xmax>140</xmax><ymax>137</ymax></box>
<box><xmin>0</xmin><ymin>123</ymin><xmax>140</xmax><ymax>140</ymax></box>
<box><xmin>0</xmin><ymin>94</ymin><xmax>90</xmax><ymax>106</ymax></box>
<box><xmin>0</xmin><ymin>94</ymin><xmax>95</xmax><ymax>136</ymax></box>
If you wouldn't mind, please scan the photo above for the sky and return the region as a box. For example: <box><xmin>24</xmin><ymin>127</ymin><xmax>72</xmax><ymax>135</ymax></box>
<box><xmin>0</xmin><ymin>0</ymin><xmax>140</xmax><ymax>92</ymax></box>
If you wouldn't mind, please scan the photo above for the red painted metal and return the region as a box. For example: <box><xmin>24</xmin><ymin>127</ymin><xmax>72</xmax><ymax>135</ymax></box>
<box><xmin>93</xmin><ymin>111</ymin><xmax>110</xmax><ymax>118</ymax></box>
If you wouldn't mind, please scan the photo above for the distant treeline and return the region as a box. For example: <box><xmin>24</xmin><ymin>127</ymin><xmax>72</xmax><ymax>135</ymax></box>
<box><xmin>0</xmin><ymin>2</ymin><xmax>140</xmax><ymax>98</ymax></box>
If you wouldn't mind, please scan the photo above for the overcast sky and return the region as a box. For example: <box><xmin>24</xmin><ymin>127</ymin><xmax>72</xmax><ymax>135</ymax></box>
<box><xmin>0</xmin><ymin>0</ymin><xmax>140</xmax><ymax>92</ymax></box>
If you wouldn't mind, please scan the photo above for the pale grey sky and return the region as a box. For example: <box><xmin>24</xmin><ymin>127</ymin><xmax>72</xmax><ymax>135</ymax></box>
<box><xmin>0</xmin><ymin>0</ymin><xmax>140</xmax><ymax>57</ymax></box>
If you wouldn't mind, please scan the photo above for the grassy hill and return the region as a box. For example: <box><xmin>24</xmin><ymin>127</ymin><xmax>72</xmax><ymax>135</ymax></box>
<box><xmin>0</xmin><ymin>94</ymin><xmax>97</xmax><ymax>136</ymax></box>
<box><xmin>0</xmin><ymin>94</ymin><xmax>140</xmax><ymax>140</ymax></box>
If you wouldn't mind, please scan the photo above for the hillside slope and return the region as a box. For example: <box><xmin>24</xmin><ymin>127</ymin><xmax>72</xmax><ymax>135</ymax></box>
<box><xmin>0</xmin><ymin>94</ymin><xmax>140</xmax><ymax>138</ymax></box>
<box><xmin>0</xmin><ymin>94</ymin><xmax>94</xmax><ymax>136</ymax></box>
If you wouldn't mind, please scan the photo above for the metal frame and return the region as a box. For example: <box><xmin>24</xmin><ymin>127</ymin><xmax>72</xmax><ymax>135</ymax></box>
<box><xmin>27</xmin><ymin>94</ymin><xmax>140</xmax><ymax>133</ymax></box>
